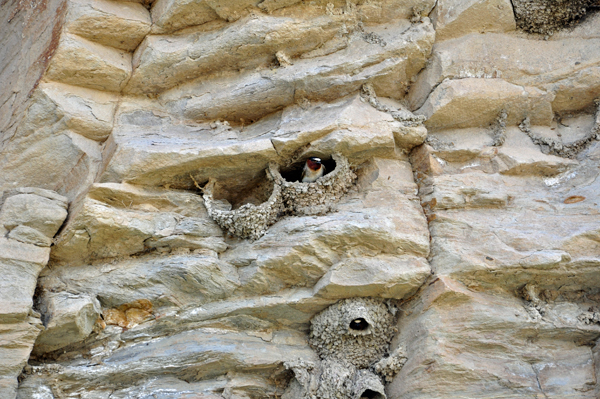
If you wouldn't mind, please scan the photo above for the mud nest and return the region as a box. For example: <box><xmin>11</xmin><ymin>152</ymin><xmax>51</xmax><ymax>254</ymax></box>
<box><xmin>202</xmin><ymin>175</ymin><xmax>284</xmax><ymax>240</ymax></box>
<box><xmin>512</xmin><ymin>0</ymin><xmax>599</xmax><ymax>34</ymax></box>
<box><xmin>309</xmin><ymin>297</ymin><xmax>397</xmax><ymax>368</ymax></box>
<box><xmin>202</xmin><ymin>154</ymin><xmax>357</xmax><ymax>240</ymax></box>
<box><xmin>270</xmin><ymin>153</ymin><xmax>357</xmax><ymax>216</ymax></box>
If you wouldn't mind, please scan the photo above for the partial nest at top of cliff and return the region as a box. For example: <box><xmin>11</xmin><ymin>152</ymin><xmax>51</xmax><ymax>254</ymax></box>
<box><xmin>512</xmin><ymin>0</ymin><xmax>600</xmax><ymax>34</ymax></box>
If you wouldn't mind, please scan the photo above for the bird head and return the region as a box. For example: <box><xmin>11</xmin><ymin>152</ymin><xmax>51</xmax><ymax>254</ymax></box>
<box><xmin>306</xmin><ymin>157</ymin><xmax>322</xmax><ymax>171</ymax></box>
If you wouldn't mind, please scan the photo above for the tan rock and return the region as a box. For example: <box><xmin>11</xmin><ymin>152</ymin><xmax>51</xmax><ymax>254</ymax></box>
<box><xmin>271</xmin><ymin>94</ymin><xmax>397</xmax><ymax>162</ymax></box>
<box><xmin>313</xmin><ymin>255</ymin><xmax>430</xmax><ymax>299</ymax></box>
<box><xmin>415</xmin><ymin>78</ymin><xmax>554</xmax><ymax>131</ymax></box>
<box><xmin>0</xmin><ymin>193</ymin><xmax>68</xmax><ymax>238</ymax></box>
<box><xmin>151</xmin><ymin>0</ymin><xmax>219</xmax><ymax>34</ymax></box>
<box><xmin>44</xmin><ymin>33</ymin><xmax>132</xmax><ymax>92</ymax></box>
<box><xmin>390</xmin><ymin>277</ymin><xmax>600</xmax><ymax>398</ymax></box>
<box><xmin>34</xmin><ymin>293</ymin><xmax>101</xmax><ymax>354</ymax></box>
<box><xmin>66</xmin><ymin>0</ymin><xmax>151</xmax><ymax>51</ymax></box>
<box><xmin>0</xmin><ymin>88</ymin><xmax>104</xmax><ymax>201</ymax></box>
<box><xmin>162</xmin><ymin>19</ymin><xmax>434</xmax><ymax>122</ymax></box>
<box><xmin>52</xmin><ymin>184</ymin><xmax>225</xmax><ymax>263</ymax></box>
<box><xmin>126</xmin><ymin>15</ymin><xmax>344</xmax><ymax>95</ymax></box>
<box><xmin>431</xmin><ymin>0</ymin><xmax>516</xmax><ymax>41</ymax></box>
<box><xmin>409</xmin><ymin>33</ymin><xmax>600</xmax><ymax>113</ymax></box>
<box><xmin>41</xmin><ymin>253</ymin><xmax>240</xmax><ymax>310</ymax></box>
<box><xmin>0</xmin><ymin>318</ymin><xmax>44</xmax><ymax>398</ymax></box>
<box><xmin>98</xmin><ymin>106</ymin><xmax>279</xmax><ymax>190</ymax></box>
<box><xmin>38</xmin><ymin>82</ymin><xmax>118</xmax><ymax>142</ymax></box>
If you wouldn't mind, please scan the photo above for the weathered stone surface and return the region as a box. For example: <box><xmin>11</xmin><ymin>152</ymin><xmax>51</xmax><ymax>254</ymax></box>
<box><xmin>0</xmin><ymin>318</ymin><xmax>44</xmax><ymax>399</ymax></box>
<box><xmin>0</xmin><ymin>86</ymin><xmax>104</xmax><ymax>200</ymax></box>
<box><xmin>34</xmin><ymin>292</ymin><xmax>101</xmax><ymax>354</ymax></box>
<box><xmin>0</xmin><ymin>193</ymin><xmax>68</xmax><ymax>238</ymax></box>
<box><xmin>313</xmin><ymin>255</ymin><xmax>430</xmax><ymax>299</ymax></box>
<box><xmin>3</xmin><ymin>0</ymin><xmax>600</xmax><ymax>395</ymax></box>
<box><xmin>52</xmin><ymin>183</ymin><xmax>225</xmax><ymax>263</ymax></box>
<box><xmin>416</xmin><ymin>78</ymin><xmax>554</xmax><ymax>130</ymax></box>
<box><xmin>44</xmin><ymin>33</ymin><xmax>132</xmax><ymax>92</ymax></box>
<box><xmin>150</xmin><ymin>0</ymin><xmax>436</xmax><ymax>34</ymax></box>
<box><xmin>38</xmin><ymin>82</ymin><xmax>118</xmax><ymax>141</ymax></box>
<box><xmin>40</xmin><ymin>253</ymin><xmax>240</xmax><ymax>310</ymax></box>
<box><xmin>98</xmin><ymin>93</ymin><xmax>406</xmax><ymax>191</ymax></box>
<box><xmin>0</xmin><ymin>0</ymin><xmax>67</xmax><ymax>157</ymax></box>
<box><xmin>126</xmin><ymin>15</ymin><xmax>345</xmax><ymax>94</ymax></box>
<box><xmin>431</xmin><ymin>0</ymin><xmax>516</xmax><ymax>41</ymax></box>
<box><xmin>162</xmin><ymin>19</ymin><xmax>435</xmax><ymax>122</ymax></box>
<box><xmin>409</xmin><ymin>33</ymin><xmax>600</xmax><ymax>113</ymax></box>
<box><xmin>24</xmin><ymin>330</ymin><xmax>317</xmax><ymax>394</ymax></box>
<box><xmin>66</xmin><ymin>0</ymin><xmax>151</xmax><ymax>51</ymax></box>
<box><xmin>389</xmin><ymin>277</ymin><xmax>599</xmax><ymax>398</ymax></box>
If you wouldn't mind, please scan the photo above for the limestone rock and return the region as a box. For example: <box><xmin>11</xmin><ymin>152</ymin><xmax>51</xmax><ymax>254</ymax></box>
<box><xmin>0</xmin><ymin>193</ymin><xmax>68</xmax><ymax>238</ymax></box>
<box><xmin>313</xmin><ymin>255</ymin><xmax>430</xmax><ymax>299</ymax></box>
<box><xmin>162</xmin><ymin>19</ymin><xmax>435</xmax><ymax>122</ymax></box>
<box><xmin>52</xmin><ymin>183</ymin><xmax>225</xmax><ymax>263</ymax></box>
<box><xmin>38</xmin><ymin>82</ymin><xmax>118</xmax><ymax>142</ymax></box>
<box><xmin>66</xmin><ymin>0</ymin><xmax>151</xmax><ymax>51</ymax></box>
<box><xmin>415</xmin><ymin>78</ymin><xmax>554</xmax><ymax>131</ymax></box>
<box><xmin>34</xmin><ymin>292</ymin><xmax>101</xmax><ymax>354</ymax></box>
<box><xmin>389</xmin><ymin>277</ymin><xmax>599</xmax><ymax>398</ymax></box>
<box><xmin>44</xmin><ymin>33</ymin><xmax>132</xmax><ymax>92</ymax></box>
<box><xmin>0</xmin><ymin>87</ymin><xmax>104</xmax><ymax>201</ymax></box>
<box><xmin>40</xmin><ymin>252</ymin><xmax>240</xmax><ymax>314</ymax></box>
<box><xmin>431</xmin><ymin>0</ymin><xmax>516</xmax><ymax>41</ymax></box>
<box><xmin>126</xmin><ymin>15</ymin><xmax>345</xmax><ymax>95</ymax></box>
<box><xmin>409</xmin><ymin>33</ymin><xmax>600</xmax><ymax>113</ymax></box>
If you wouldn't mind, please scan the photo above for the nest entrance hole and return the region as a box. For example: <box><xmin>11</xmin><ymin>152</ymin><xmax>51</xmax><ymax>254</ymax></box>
<box><xmin>209</xmin><ymin>171</ymin><xmax>274</xmax><ymax>210</ymax></box>
<box><xmin>349</xmin><ymin>318</ymin><xmax>370</xmax><ymax>331</ymax></box>
<box><xmin>359</xmin><ymin>389</ymin><xmax>385</xmax><ymax>399</ymax></box>
<box><xmin>280</xmin><ymin>157</ymin><xmax>337</xmax><ymax>183</ymax></box>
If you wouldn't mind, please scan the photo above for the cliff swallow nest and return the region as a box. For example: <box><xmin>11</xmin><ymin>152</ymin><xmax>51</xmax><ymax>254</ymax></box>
<box><xmin>203</xmin><ymin>153</ymin><xmax>357</xmax><ymax>240</ymax></box>
<box><xmin>512</xmin><ymin>0</ymin><xmax>599</xmax><ymax>34</ymax></box>
<box><xmin>283</xmin><ymin>298</ymin><xmax>405</xmax><ymax>399</ymax></box>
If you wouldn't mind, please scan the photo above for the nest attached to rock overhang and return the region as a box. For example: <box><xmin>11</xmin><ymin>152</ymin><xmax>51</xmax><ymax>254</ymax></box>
<box><xmin>270</xmin><ymin>153</ymin><xmax>357</xmax><ymax>216</ymax></box>
<box><xmin>512</xmin><ymin>0</ymin><xmax>599</xmax><ymax>34</ymax></box>
<box><xmin>202</xmin><ymin>174</ymin><xmax>284</xmax><ymax>240</ymax></box>
<box><xmin>202</xmin><ymin>154</ymin><xmax>356</xmax><ymax>240</ymax></box>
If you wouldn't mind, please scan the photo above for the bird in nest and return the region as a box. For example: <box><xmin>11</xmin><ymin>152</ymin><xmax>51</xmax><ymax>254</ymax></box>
<box><xmin>302</xmin><ymin>157</ymin><xmax>325</xmax><ymax>183</ymax></box>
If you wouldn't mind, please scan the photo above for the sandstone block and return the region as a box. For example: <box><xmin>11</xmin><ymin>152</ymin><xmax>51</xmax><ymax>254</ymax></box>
<box><xmin>39</xmin><ymin>82</ymin><xmax>118</xmax><ymax>141</ymax></box>
<box><xmin>34</xmin><ymin>293</ymin><xmax>101</xmax><ymax>354</ymax></box>
<box><xmin>52</xmin><ymin>184</ymin><xmax>224</xmax><ymax>263</ymax></box>
<box><xmin>66</xmin><ymin>0</ymin><xmax>151</xmax><ymax>51</ymax></box>
<box><xmin>0</xmin><ymin>193</ymin><xmax>67</xmax><ymax>238</ymax></box>
<box><xmin>271</xmin><ymin>94</ymin><xmax>397</xmax><ymax>161</ymax></box>
<box><xmin>98</xmin><ymin>110</ymin><xmax>279</xmax><ymax>190</ymax></box>
<box><xmin>39</xmin><ymin>253</ymin><xmax>240</xmax><ymax>310</ymax></box>
<box><xmin>162</xmin><ymin>20</ymin><xmax>435</xmax><ymax>122</ymax></box>
<box><xmin>390</xmin><ymin>277</ymin><xmax>599</xmax><ymax>398</ymax></box>
<box><xmin>126</xmin><ymin>15</ymin><xmax>343</xmax><ymax>95</ymax></box>
<box><xmin>151</xmin><ymin>0</ymin><xmax>219</xmax><ymax>34</ymax></box>
<box><xmin>409</xmin><ymin>33</ymin><xmax>600</xmax><ymax>113</ymax></box>
<box><xmin>0</xmin><ymin>318</ymin><xmax>43</xmax><ymax>398</ymax></box>
<box><xmin>431</xmin><ymin>0</ymin><xmax>515</xmax><ymax>41</ymax></box>
<box><xmin>44</xmin><ymin>33</ymin><xmax>132</xmax><ymax>92</ymax></box>
<box><xmin>0</xmin><ymin>89</ymin><xmax>104</xmax><ymax>200</ymax></box>
<box><xmin>313</xmin><ymin>255</ymin><xmax>430</xmax><ymax>299</ymax></box>
<box><xmin>415</xmin><ymin>78</ymin><xmax>554</xmax><ymax>131</ymax></box>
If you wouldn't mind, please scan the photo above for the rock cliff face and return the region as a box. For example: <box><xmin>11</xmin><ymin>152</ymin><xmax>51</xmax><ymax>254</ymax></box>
<box><xmin>0</xmin><ymin>0</ymin><xmax>599</xmax><ymax>397</ymax></box>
